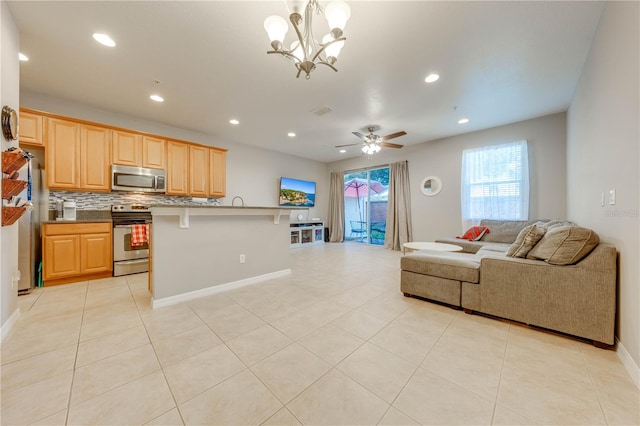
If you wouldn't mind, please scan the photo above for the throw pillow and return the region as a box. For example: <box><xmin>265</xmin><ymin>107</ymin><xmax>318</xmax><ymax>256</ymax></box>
<box><xmin>527</xmin><ymin>225</ymin><xmax>599</xmax><ymax>265</ymax></box>
<box><xmin>506</xmin><ymin>223</ymin><xmax>546</xmax><ymax>258</ymax></box>
<box><xmin>456</xmin><ymin>226</ymin><xmax>490</xmax><ymax>241</ymax></box>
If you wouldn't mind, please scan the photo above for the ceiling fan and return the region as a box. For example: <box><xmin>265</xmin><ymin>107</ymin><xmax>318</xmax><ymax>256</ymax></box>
<box><xmin>335</xmin><ymin>126</ymin><xmax>406</xmax><ymax>154</ymax></box>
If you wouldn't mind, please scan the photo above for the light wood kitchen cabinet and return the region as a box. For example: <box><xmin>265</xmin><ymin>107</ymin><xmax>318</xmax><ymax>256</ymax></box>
<box><xmin>142</xmin><ymin>136</ymin><xmax>165</xmax><ymax>169</ymax></box>
<box><xmin>166</xmin><ymin>140</ymin><xmax>189</xmax><ymax>195</ymax></box>
<box><xmin>80</xmin><ymin>125</ymin><xmax>111</xmax><ymax>191</ymax></box>
<box><xmin>113</xmin><ymin>132</ymin><xmax>165</xmax><ymax>169</ymax></box>
<box><xmin>112</xmin><ymin>130</ymin><xmax>142</xmax><ymax>167</ymax></box>
<box><xmin>18</xmin><ymin>110</ymin><xmax>44</xmax><ymax>146</ymax></box>
<box><xmin>209</xmin><ymin>148</ymin><xmax>226</xmax><ymax>197</ymax></box>
<box><xmin>47</xmin><ymin>117</ymin><xmax>81</xmax><ymax>189</ymax></box>
<box><xmin>43</xmin><ymin>222</ymin><xmax>112</xmax><ymax>286</ymax></box>
<box><xmin>189</xmin><ymin>145</ymin><xmax>209</xmax><ymax>196</ymax></box>
<box><xmin>47</xmin><ymin>119</ymin><xmax>111</xmax><ymax>191</ymax></box>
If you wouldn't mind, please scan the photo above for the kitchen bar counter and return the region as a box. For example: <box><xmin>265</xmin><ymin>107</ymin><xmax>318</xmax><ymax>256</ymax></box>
<box><xmin>149</xmin><ymin>205</ymin><xmax>294</xmax><ymax>308</ymax></box>
<box><xmin>150</xmin><ymin>205</ymin><xmax>302</xmax><ymax>227</ymax></box>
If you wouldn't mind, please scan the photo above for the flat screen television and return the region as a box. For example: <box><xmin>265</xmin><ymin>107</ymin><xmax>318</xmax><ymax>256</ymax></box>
<box><xmin>279</xmin><ymin>177</ymin><xmax>316</xmax><ymax>207</ymax></box>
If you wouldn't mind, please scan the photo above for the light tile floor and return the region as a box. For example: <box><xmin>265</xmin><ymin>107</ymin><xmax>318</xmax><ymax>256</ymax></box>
<box><xmin>2</xmin><ymin>243</ymin><xmax>639</xmax><ymax>425</ymax></box>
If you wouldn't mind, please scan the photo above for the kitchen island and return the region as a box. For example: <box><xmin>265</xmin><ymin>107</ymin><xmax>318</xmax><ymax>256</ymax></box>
<box><xmin>149</xmin><ymin>205</ymin><xmax>298</xmax><ymax>308</ymax></box>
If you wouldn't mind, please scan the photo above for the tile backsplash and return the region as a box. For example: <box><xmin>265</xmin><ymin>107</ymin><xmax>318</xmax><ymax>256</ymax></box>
<box><xmin>49</xmin><ymin>190</ymin><xmax>221</xmax><ymax>210</ymax></box>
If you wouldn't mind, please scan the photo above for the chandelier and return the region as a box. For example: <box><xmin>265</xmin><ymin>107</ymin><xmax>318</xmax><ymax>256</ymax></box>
<box><xmin>264</xmin><ymin>0</ymin><xmax>351</xmax><ymax>79</ymax></box>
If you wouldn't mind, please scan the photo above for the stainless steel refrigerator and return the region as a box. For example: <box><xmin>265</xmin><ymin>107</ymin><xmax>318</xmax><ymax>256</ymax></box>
<box><xmin>18</xmin><ymin>147</ymin><xmax>44</xmax><ymax>293</ymax></box>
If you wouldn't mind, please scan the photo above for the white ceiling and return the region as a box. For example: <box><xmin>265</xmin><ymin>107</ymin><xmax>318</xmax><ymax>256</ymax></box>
<box><xmin>8</xmin><ymin>1</ymin><xmax>604</xmax><ymax>163</ymax></box>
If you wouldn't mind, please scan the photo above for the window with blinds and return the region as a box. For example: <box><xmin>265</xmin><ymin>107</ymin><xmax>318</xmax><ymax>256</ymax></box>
<box><xmin>461</xmin><ymin>141</ymin><xmax>529</xmax><ymax>226</ymax></box>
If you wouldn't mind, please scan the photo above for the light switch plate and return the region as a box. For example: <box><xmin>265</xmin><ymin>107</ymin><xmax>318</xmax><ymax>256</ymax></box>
<box><xmin>609</xmin><ymin>189</ymin><xmax>616</xmax><ymax>205</ymax></box>
<box><xmin>601</xmin><ymin>193</ymin><xmax>605</xmax><ymax>207</ymax></box>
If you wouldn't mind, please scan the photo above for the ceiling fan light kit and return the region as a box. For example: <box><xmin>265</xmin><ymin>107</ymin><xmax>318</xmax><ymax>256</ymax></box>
<box><xmin>264</xmin><ymin>0</ymin><xmax>350</xmax><ymax>79</ymax></box>
<box><xmin>336</xmin><ymin>126</ymin><xmax>406</xmax><ymax>156</ymax></box>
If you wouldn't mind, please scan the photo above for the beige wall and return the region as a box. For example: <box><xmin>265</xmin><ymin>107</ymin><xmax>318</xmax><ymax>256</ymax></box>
<box><xmin>567</xmin><ymin>1</ymin><xmax>639</xmax><ymax>370</ymax></box>
<box><xmin>20</xmin><ymin>92</ymin><xmax>330</xmax><ymax>223</ymax></box>
<box><xmin>151</xmin><ymin>213</ymin><xmax>290</xmax><ymax>301</ymax></box>
<box><xmin>329</xmin><ymin>113</ymin><xmax>567</xmax><ymax>242</ymax></box>
<box><xmin>1</xmin><ymin>0</ymin><xmax>20</xmax><ymax>334</ymax></box>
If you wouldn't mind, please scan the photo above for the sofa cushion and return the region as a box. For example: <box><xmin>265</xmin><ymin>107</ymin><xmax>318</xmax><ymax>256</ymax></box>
<box><xmin>479</xmin><ymin>220</ymin><xmax>535</xmax><ymax>243</ymax></box>
<box><xmin>506</xmin><ymin>223</ymin><xmax>546</xmax><ymax>258</ymax></box>
<box><xmin>457</xmin><ymin>226</ymin><xmax>490</xmax><ymax>241</ymax></box>
<box><xmin>527</xmin><ymin>226</ymin><xmax>600</xmax><ymax>265</ymax></box>
<box><xmin>401</xmin><ymin>251</ymin><xmax>480</xmax><ymax>283</ymax></box>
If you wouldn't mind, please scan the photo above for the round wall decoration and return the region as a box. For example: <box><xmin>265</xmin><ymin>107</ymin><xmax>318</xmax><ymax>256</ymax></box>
<box><xmin>1</xmin><ymin>106</ymin><xmax>19</xmax><ymax>141</ymax></box>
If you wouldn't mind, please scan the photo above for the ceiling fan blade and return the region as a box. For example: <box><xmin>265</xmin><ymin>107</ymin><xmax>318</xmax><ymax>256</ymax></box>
<box><xmin>380</xmin><ymin>142</ymin><xmax>404</xmax><ymax>149</ymax></box>
<box><xmin>335</xmin><ymin>142</ymin><xmax>364</xmax><ymax>148</ymax></box>
<box><xmin>381</xmin><ymin>131</ymin><xmax>407</xmax><ymax>141</ymax></box>
<box><xmin>352</xmin><ymin>131</ymin><xmax>366</xmax><ymax>139</ymax></box>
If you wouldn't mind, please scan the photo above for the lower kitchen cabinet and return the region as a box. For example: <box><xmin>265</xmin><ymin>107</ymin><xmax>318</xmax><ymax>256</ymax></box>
<box><xmin>43</xmin><ymin>222</ymin><xmax>112</xmax><ymax>286</ymax></box>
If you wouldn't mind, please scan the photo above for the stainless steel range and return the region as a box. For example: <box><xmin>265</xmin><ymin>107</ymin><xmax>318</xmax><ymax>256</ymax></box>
<box><xmin>111</xmin><ymin>204</ymin><xmax>152</xmax><ymax>277</ymax></box>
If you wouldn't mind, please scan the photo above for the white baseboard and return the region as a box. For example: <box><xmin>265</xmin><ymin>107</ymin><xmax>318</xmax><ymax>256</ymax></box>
<box><xmin>0</xmin><ymin>308</ymin><xmax>21</xmax><ymax>342</ymax></box>
<box><xmin>616</xmin><ymin>337</ymin><xmax>640</xmax><ymax>389</ymax></box>
<box><xmin>151</xmin><ymin>269</ymin><xmax>292</xmax><ymax>309</ymax></box>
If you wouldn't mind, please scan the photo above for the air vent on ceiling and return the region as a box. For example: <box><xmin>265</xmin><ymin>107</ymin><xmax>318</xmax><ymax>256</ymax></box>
<box><xmin>311</xmin><ymin>106</ymin><xmax>333</xmax><ymax>116</ymax></box>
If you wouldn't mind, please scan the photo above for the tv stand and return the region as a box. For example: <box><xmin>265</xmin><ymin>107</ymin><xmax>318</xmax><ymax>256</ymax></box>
<box><xmin>290</xmin><ymin>221</ymin><xmax>324</xmax><ymax>247</ymax></box>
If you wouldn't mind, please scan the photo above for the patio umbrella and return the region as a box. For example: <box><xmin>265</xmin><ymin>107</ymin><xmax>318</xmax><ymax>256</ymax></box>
<box><xmin>344</xmin><ymin>178</ymin><xmax>385</xmax><ymax>224</ymax></box>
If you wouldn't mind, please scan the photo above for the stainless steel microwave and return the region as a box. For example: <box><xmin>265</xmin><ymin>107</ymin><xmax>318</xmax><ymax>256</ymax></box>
<box><xmin>111</xmin><ymin>165</ymin><xmax>166</xmax><ymax>193</ymax></box>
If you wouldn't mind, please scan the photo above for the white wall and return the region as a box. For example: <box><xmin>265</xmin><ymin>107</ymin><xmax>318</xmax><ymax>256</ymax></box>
<box><xmin>1</xmin><ymin>0</ymin><xmax>21</xmax><ymax>336</ymax></box>
<box><xmin>567</xmin><ymin>1</ymin><xmax>639</xmax><ymax>374</ymax></box>
<box><xmin>20</xmin><ymin>91</ymin><xmax>330</xmax><ymax>223</ymax></box>
<box><xmin>329</xmin><ymin>113</ymin><xmax>567</xmax><ymax>242</ymax></box>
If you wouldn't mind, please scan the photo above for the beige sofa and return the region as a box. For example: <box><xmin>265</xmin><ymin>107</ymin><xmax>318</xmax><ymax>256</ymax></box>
<box><xmin>401</xmin><ymin>220</ymin><xmax>617</xmax><ymax>346</ymax></box>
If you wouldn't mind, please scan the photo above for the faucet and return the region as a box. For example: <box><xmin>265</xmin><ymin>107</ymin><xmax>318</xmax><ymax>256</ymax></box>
<box><xmin>231</xmin><ymin>196</ymin><xmax>245</xmax><ymax>207</ymax></box>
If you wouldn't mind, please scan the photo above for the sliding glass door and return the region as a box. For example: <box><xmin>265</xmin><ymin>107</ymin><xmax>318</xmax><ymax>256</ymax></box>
<box><xmin>343</xmin><ymin>167</ymin><xmax>389</xmax><ymax>245</ymax></box>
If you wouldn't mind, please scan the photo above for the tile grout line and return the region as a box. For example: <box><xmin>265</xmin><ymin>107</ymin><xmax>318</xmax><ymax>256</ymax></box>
<box><xmin>64</xmin><ymin>280</ymin><xmax>90</xmax><ymax>426</ymax></box>
<box><xmin>489</xmin><ymin>322</ymin><xmax>512</xmax><ymax>425</ymax></box>
<box><xmin>130</xmin><ymin>277</ymin><xmax>189</xmax><ymax>426</ymax></box>
<box><xmin>579</xmin><ymin>345</ymin><xmax>612</xmax><ymax>425</ymax></box>
<box><xmin>372</xmin><ymin>308</ymin><xmax>459</xmax><ymax>425</ymax></box>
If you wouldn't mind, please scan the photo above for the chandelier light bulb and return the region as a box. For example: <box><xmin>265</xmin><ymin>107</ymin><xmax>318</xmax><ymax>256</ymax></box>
<box><xmin>322</xmin><ymin>34</ymin><xmax>345</xmax><ymax>58</ymax></box>
<box><xmin>290</xmin><ymin>41</ymin><xmax>305</xmax><ymax>61</ymax></box>
<box><xmin>264</xmin><ymin>15</ymin><xmax>289</xmax><ymax>43</ymax></box>
<box><xmin>325</xmin><ymin>1</ymin><xmax>351</xmax><ymax>32</ymax></box>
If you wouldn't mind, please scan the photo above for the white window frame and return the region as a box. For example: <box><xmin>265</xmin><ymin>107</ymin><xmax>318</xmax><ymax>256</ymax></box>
<box><xmin>461</xmin><ymin>140</ymin><xmax>529</xmax><ymax>229</ymax></box>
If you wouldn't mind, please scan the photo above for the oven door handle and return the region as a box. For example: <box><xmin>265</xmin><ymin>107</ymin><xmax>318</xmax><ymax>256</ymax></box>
<box><xmin>114</xmin><ymin>225</ymin><xmax>133</xmax><ymax>229</ymax></box>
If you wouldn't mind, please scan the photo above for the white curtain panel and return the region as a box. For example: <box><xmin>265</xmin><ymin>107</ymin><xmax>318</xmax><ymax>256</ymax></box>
<box><xmin>327</xmin><ymin>172</ymin><xmax>345</xmax><ymax>242</ymax></box>
<box><xmin>461</xmin><ymin>140</ymin><xmax>529</xmax><ymax>230</ymax></box>
<box><xmin>384</xmin><ymin>160</ymin><xmax>413</xmax><ymax>251</ymax></box>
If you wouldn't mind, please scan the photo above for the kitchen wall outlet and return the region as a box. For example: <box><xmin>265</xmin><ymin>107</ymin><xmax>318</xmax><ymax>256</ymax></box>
<box><xmin>609</xmin><ymin>189</ymin><xmax>616</xmax><ymax>205</ymax></box>
<box><xmin>601</xmin><ymin>192</ymin><xmax>605</xmax><ymax>207</ymax></box>
<box><xmin>239</xmin><ymin>254</ymin><xmax>245</xmax><ymax>264</ymax></box>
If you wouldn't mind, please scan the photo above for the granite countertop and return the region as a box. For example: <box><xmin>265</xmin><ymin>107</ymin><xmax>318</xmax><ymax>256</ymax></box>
<box><xmin>43</xmin><ymin>209</ymin><xmax>112</xmax><ymax>224</ymax></box>
<box><xmin>42</xmin><ymin>219</ymin><xmax>112</xmax><ymax>224</ymax></box>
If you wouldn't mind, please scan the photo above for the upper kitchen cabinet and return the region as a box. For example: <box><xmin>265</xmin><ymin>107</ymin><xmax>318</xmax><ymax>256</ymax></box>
<box><xmin>112</xmin><ymin>130</ymin><xmax>142</xmax><ymax>167</ymax></box>
<box><xmin>47</xmin><ymin>118</ymin><xmax>111</xmax><ymax>191</ymax></box>
<box><xmin>142</xmin><ymin>136</ymin><xmax>165</xmax><ymax>169</ymax></box>
<box><xmin>166</xmin><ymin>140</ymin><xmax>188</xmax><ymax>195</ymax></box>
<box><xmin>80</xmin><ymin>125</ymin><xmax>111</xmax><ymax>191</ymax></box>
<box><xmin>112</xmin><ymin>131</ymin><xmax>165</xmax><ymax>170</ymax></box>
<box><xmin>18</xmin><ymin>109</ymin><xmax>44</xmax><ymax>146</ymax></box>
<box><xmin>209</xmin><ymin>148</ymin><xmax>226</xmax><ymax>197</ymax></box>
<box><xmin>47</xmin><ymin>118</ymin><xmax>80</xmax><ymax>189</ymax></box>
<box><xmin>189</xmin><ymin>145</ymin><xmax>209</xmax><ymax>196</ymax></box>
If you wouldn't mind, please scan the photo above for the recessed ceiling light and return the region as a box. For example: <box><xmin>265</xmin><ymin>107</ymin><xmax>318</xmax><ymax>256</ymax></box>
<box><xmin>339</xmin><ymin>149</ymin><xmax>346</xmax><ymax>153</ymax></box>
<box><xmin>18</xmin><ymin>53</ymin><xmax>29</xmax><ymax>61</ymax></box>
<box><xmin>93</xmin><ymin>33</ymin><xmax>116</xmax><ymax>47</ymax></box>
<box><xmin>149</xmin><ymin>95</ymin><xmax>164</xmax><ymax>103</ymax></box>
<box><xmin>458</xmin><ymin>118</ymin><xmax>469</xmax><ymax>124</ymax></box>
<box><xmin>287</xmin><ymin>132</ymin><xmax>296</xmax><ymax>137</ymax></box>
<box><xmin>229</xmin><ymin>119</ymin><xmax>239</xmax><ymax>125</ymax></box>
<box><xmin>425</xmin><ymin>73</ymin><xmax>440</xmax><ymax>83</ymax></box>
